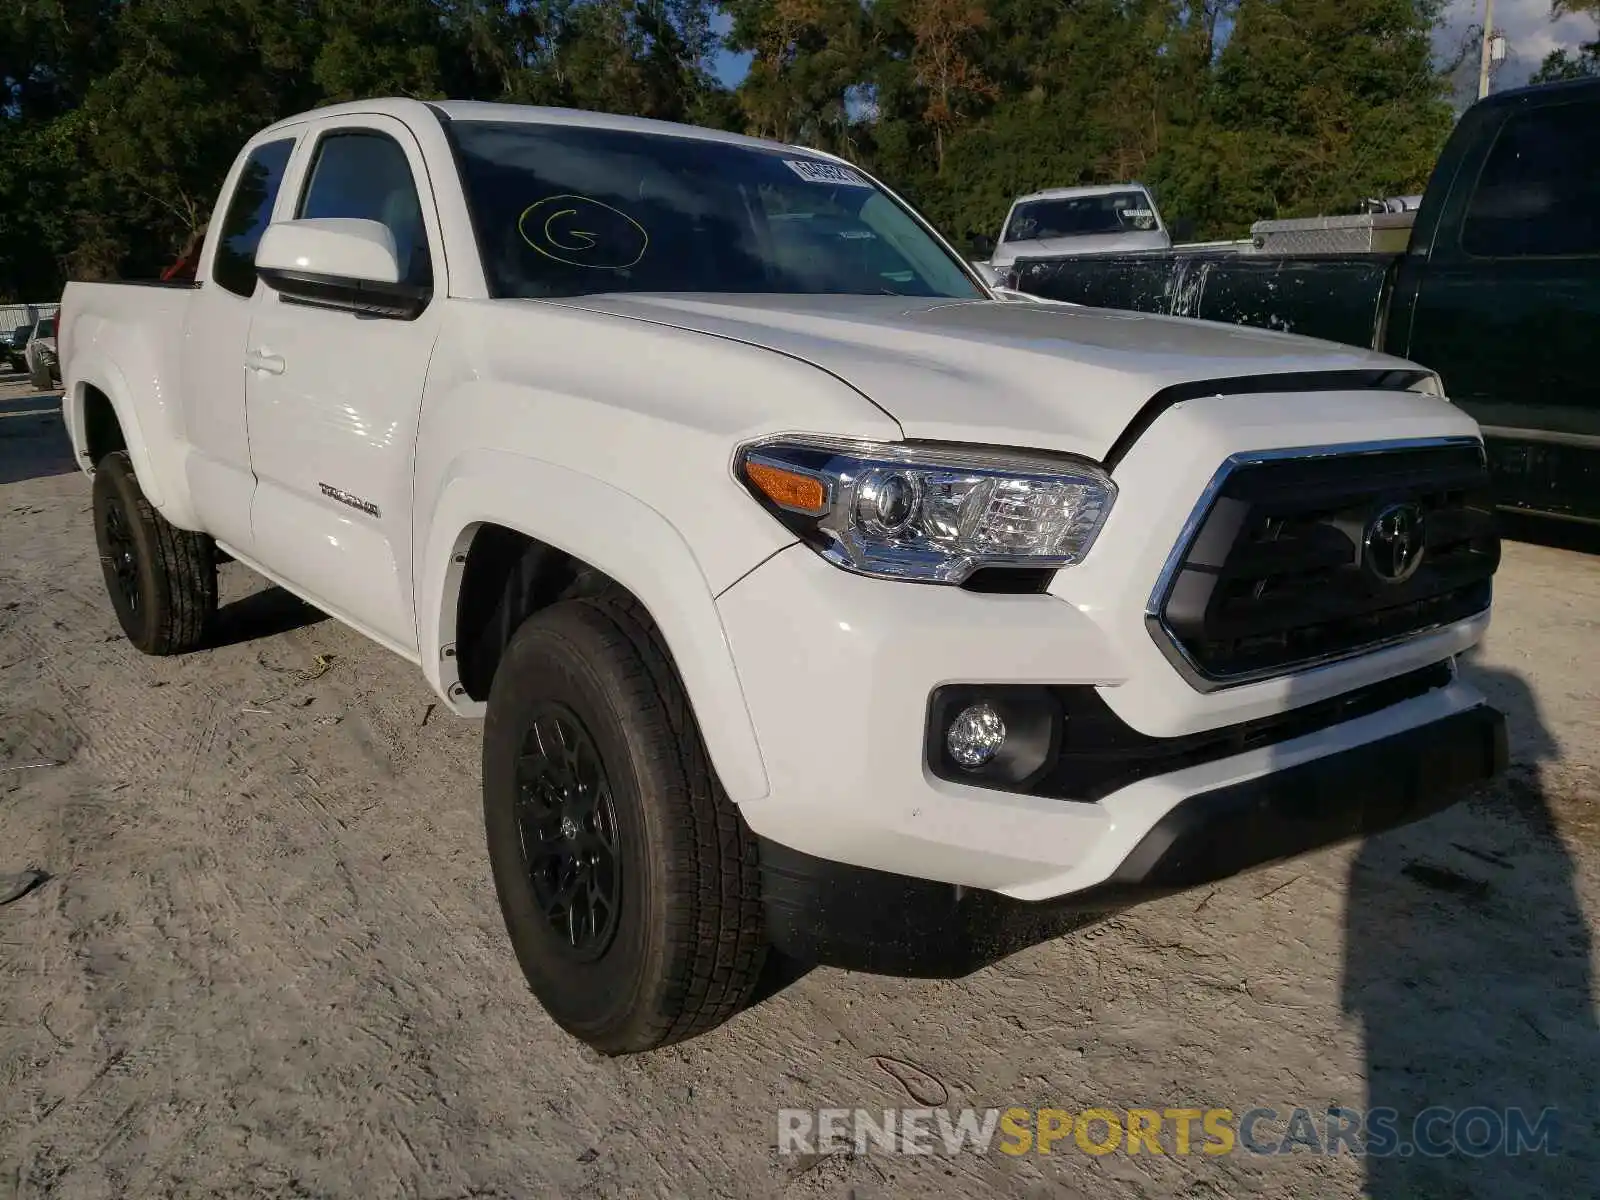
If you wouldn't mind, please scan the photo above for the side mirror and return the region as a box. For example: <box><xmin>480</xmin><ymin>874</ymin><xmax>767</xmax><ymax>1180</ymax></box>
<box><xmin>1170</xmin><ymin>216</ymin><xmax>1197</xmax><ymax>243</ymax></box>
<box><xmin>256</xmin><ymin>218</ymin><xmax>428</xmax><ymax>319</ymax></box>
<box><xmin>969</xmin><ymin>233</ymin><xmax>995</xmax><ymax>259</ymax></box>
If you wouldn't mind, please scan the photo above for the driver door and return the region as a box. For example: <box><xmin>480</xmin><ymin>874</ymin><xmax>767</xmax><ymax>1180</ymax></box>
<box><xmin>243</xmin><ymin>115</ymin><xmax>445</xmax><ymax>654</ymax></box>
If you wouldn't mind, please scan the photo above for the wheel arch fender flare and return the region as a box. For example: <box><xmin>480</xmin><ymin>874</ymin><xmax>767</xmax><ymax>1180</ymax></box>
<box><xmin>417</xmin><ymin>449</ymin><xmax>772</xmax><ymax>804</ymax></box>
<box><xmin>65</xmin><ymin>354</ymin><xmax>170</xmax><ymax>512</ymax></box>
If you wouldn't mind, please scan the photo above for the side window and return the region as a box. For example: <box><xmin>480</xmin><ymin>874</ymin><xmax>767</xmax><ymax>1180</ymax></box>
<box><xmin>1461</xmin><ymin>100</ymin><xmax>1600</xmax><ymax>259</ymax></box>
<box><xmin>213</xmin><ymin>139</ymin><xmax>295</xmax><ymax>298</ymax></box>
<box><xmin>298</xmin><ymin>131</ymin><xmax>432</xmax><ymax>289</ymax></box>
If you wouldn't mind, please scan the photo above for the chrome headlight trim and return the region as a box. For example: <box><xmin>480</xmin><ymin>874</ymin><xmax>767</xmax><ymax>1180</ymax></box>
<box><xmin>735</xmin><ymin>435</ymin><xmax>1117</xmax><ymax>584</ymax></box>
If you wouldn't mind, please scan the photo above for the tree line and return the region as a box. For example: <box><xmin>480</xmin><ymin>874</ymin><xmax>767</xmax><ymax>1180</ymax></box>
<box><xmin>2</xmin><ymin>0</ymin><xmax>1595</xmax><ymax>299</ymax></box>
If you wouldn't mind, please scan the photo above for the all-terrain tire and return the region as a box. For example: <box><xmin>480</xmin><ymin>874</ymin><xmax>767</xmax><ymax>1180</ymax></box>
<box><xmin>92</xmin><ymin>450</ymin><xmax>217</xmax><ymax>655</ymax></box>
<box><xmin>482</xmin><ymin>592</ymin><xmax>768</xmax><ymax>1054</ymax></box>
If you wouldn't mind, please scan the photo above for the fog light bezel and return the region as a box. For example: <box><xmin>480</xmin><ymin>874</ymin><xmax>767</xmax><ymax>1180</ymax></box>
<box><xmin>926</xmin><ymin>684</ymin><xmax>1063</xmax><ymax>790</ymax></box>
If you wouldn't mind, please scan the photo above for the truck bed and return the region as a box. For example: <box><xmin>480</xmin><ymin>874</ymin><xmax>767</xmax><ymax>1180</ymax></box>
<box><xmin>1010</xmin><ymin>250</ymin><xmax>1400</xmax><ymax>352</ymax></box>
<box><xmin>58</xmin><ymin>279</ymin><xmax>201</xmax><ymax>498</ymax></box>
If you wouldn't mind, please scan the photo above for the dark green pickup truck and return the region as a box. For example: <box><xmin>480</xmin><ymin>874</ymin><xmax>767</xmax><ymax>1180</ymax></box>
<box><xmin>1010</xmin><ymin>77</ymin><xmax>1600</xmax><ymax>525</ymax></box>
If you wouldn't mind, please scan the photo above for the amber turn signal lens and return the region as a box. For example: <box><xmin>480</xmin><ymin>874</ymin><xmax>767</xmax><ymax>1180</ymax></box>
<box><xmin>744</xmin><ymin>459</ymin><xmax>828</xmax><ymax>515</ymax></box>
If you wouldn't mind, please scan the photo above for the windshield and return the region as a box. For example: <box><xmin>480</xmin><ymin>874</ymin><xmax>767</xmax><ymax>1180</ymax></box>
<box><xmin>451</xmin><ymin>121</ymin><xmax>980</xmax><ymax>300</ymax></box>
<box><xmin>1003</xmin><ymin>192</ymin><xmax>1159</xmax><ymax>242</ymax></box>
<box><xmin>35</xmin><ymin>318</ymin><xmax>55</xmax><ymax>338</ymax></box>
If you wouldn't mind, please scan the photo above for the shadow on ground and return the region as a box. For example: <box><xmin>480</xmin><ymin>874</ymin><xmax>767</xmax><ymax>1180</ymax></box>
<box><xmin>0</xmin><ymin>393</ymin><xmax>74</xmax><ymax>487</ymax></box>
<box><xmin>209</xmin><ymin>581</ymin><xmax>330</xmax><ymax>649</ymax></box>
<box><xmin>1343</xmin><ymin>656</ymin><xmax>1597</xmax><ymax>1195</ymax></box>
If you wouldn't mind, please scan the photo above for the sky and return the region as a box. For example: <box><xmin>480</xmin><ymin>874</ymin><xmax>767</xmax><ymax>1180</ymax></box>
<box><xmin>710</xmin><ymin>13</ymin><xmax>752</xmax><ymax>89</ymax></box>
<box><xmin>1438</xmin><ymin>0</ymin><xmax>1596</xmax><ymax>88</ymax></box>
<box><xmin>711</xmin><ymin>2</ymin><xmax>1598</xmax><ymax>92</ymax></box>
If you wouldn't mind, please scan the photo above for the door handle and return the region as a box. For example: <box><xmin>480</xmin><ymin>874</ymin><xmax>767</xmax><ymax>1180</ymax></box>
<box><xmin>245</xmin><ymin>348</ymin><xmax>286</xmax><ymax>375</ymax></box>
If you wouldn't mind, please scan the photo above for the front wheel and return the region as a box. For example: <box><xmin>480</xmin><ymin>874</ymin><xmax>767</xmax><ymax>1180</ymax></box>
<box><xmin>482</xmin><ymin>593</ymin><xmax>767</xmax><ymax>1054</ymax></box>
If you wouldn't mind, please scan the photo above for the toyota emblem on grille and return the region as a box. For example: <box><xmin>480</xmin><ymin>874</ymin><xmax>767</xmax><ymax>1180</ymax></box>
<box><xmin>1364</xmin><ymin>502</ymin><xmax>1426</xmax><ymax>584</ymax></box>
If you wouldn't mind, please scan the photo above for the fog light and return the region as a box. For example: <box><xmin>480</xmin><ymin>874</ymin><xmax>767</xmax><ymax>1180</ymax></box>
<box><xmin>946</xmin><ymin>703</ymin><xmax>1006</xmax><ymax>769</ymax></box>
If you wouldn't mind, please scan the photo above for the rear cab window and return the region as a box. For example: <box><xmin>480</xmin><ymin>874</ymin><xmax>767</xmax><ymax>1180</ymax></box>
<box><xmin>1461</xmin><ymin>98</ymin><xmax>1600</xmax><ymax>259</ymax></box>
<box><xmin>1003</xmin><ymin>191</ymin><xmax>1160</xmax><ymax>243</ymax></box>
<box><xmin>212</xmin><ymin>139</ymin><xmax>296</xmax><ymax>298</ymax></box>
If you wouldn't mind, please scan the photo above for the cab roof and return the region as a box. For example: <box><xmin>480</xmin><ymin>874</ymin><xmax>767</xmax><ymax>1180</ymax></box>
<box><xmin>1012</xmin><ymin>183</ymin><xmax>1153</xmax><ymax>204</ymax></box>
<box><xmin>261</xmin><ymin>97</ymin><xmax>831</xmax><ymax>160</ymax></box>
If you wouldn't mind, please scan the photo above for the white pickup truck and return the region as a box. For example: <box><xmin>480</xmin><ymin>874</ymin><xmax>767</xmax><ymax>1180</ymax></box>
<box><xmin>59</xmin><ymin>99</ymin><xmax>1506</xmax><ymax>1055</ymax></box>
<box><xmin>974</xmin><ymin>183</ymin><xmax>1173</xmax><ymax>285</ymax></box>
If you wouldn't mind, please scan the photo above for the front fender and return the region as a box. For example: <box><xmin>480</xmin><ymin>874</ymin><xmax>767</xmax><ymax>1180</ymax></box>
<box><xmin>417</xmin><ymin>448</ymin><xmax>772</xmax><ymax>804</ymax></box>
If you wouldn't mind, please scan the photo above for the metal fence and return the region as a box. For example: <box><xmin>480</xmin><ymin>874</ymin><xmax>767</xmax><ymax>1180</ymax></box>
<box><xmin>0</xmin><ymin>303</ymin><xmax>60</xmax><ymax>339</ymax></box>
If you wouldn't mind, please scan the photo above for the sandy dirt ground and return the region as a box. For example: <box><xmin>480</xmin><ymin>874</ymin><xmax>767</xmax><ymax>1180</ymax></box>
<box><xmin>2</xmin><ymin>374</ymin><xmax>1598</xmax><ymax>1199</ymax></box>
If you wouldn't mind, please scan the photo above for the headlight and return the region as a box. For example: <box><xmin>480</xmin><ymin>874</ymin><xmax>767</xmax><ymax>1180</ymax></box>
<box><xmin>735</xmin><ymin>436</ymin><xmax>1116</xmax><ymax>584</ymax></box>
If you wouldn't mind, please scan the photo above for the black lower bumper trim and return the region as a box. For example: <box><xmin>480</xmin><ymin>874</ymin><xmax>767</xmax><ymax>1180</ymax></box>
<box><xmin>760</xmin><ymin>704</ymin><xmax>1507</xmax><ymax>978</ymax></box>
<box><xmin>1108</xmin><ymin>702</ymin><xmax>1507</xmax><ymax>889</ymax></box>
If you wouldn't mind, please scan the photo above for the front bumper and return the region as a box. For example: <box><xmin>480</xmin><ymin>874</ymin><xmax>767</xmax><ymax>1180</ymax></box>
<box><xmin>761</xmin><ymin>703</ymin><xmax>1506</xmax><ymax>976</ymax></box>
<box><xmin>718</xmin><ymin>541</ymin><xmax>1493</xmax><ymax>902</ymax></box>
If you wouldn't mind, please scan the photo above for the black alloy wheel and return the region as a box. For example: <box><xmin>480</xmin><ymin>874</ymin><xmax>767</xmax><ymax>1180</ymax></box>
<box><xmin>515</xmin><ymin>705</ymin><xmax>622</xmax><ymax>961</ymax></box>
<box><xmin>101</xmin><ymin>491</ymin><xmax>142</xmax><ymax>618</ymax></box>
<box><xmin>481</xmin><ymin>590</ymin><xmax>768</xmax><ymax>1054</ymax></box>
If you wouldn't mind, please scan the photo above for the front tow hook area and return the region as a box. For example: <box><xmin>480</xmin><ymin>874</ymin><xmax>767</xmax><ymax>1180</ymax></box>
<box><xmin>759</xmin><ymin>705</ymin><xmax>1507</xmax><ymax>977</ymax></box>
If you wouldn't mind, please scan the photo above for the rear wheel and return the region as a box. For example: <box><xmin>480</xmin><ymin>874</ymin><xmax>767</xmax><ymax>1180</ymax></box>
<box><xmin>91</xmin><ymin>451</ymin><xmax>216</xmax><ymax>654</ymax></box>
<box><xmin>482</xmin><ymin>592</ymin><xmax>767</xmax><ymax>1054</ymax></box>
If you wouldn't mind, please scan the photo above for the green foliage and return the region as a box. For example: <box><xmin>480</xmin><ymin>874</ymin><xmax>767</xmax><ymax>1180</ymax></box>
<box><xmin>1539</xmin><ymin>1</ymin><xmax>1600</xmax><ymax>84</ymax></box>
<box><xmin>724</xmin><ymin>0</ymin><xmax>1454</xmax><ymax>248</ymax></box>
<box><xmin>0</xmin><ymin>0</ymin><xmax>730</xmax><ymax>296</ymax></box>
<box><xmin>724</xmin><ymin>0</ymin><xmax>876</xmax><ymax>149</ymax></box>
<box><xmin>1169</xmin><ymin>0</ymin><xmax>1452</xmax><ymax>233</ymax></box>
<box><xmin>0</xmin><ymin>0</ymin><xmax>1469</xmax><ymax>296</ymax></box>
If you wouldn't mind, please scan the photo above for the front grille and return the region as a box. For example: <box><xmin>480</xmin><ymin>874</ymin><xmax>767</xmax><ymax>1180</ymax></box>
<box><xmin>1150</xmin><ymin>441</ymin><xmax>1500</xmax><ymax>687</ymax></box>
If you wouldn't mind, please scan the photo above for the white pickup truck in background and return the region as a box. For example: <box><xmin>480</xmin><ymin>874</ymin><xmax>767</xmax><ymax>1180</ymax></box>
<box><xmin>971</xmin><ymin>182</ymin><xmax>1174</xmax><ymax>286</ymax></box>
<box><xmin>58</xmin><ymin>99</ymin><xmax>1506</xmax><ymax>1055</ymax></box>
<box><xmin>23</xmin><ymin>314</ymin><xmax>60</xmax><ymax>390</ymax></box>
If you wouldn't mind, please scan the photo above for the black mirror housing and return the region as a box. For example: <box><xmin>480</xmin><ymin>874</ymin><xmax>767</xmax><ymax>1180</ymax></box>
<box><xmin>258</xmin><ymin>267</ymin><xmax>430</xmax><ymax>321</ymax></box>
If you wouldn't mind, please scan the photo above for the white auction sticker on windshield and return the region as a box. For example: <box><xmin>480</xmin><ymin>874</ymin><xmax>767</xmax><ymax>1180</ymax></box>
<box><xmin>783</xmin><ymin>159</ymin><xmax>872</xmax><ymax>187</ymax></box>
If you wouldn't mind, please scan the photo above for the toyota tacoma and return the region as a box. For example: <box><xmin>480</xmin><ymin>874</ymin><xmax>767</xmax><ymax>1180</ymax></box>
<box><xmin>57</xmin><ymin>99</ymin><xmax>1505</xmax><ymax>1054</ymax></box>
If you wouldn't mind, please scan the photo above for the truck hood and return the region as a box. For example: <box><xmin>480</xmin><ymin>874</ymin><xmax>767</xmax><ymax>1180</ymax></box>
<box><xmin>552</xmin><ymin>293</ymin><xmax>1411</xmax><ymax>461</ymax></box>
<box><xmin>991</xmin><ymin>230</ymin><xmax>1171</xmax><ymax>265</ymax></box>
